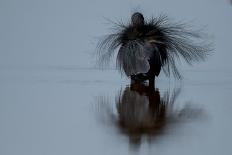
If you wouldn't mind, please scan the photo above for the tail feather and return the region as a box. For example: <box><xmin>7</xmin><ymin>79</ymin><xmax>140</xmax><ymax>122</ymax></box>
<box><xmin>97</xmin><ymin>14</ymin><xmax>212</xmax><ymax>78</ymax></box>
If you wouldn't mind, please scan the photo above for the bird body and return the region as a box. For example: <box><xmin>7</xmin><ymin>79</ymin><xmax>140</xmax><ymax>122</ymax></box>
<box><xmin>98</xmin><ymin>12</ymin><xmax>211</xmax><ymax>87</ymax></box>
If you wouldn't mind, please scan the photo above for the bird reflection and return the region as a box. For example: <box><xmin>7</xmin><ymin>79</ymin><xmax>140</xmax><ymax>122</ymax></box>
<box><xmin>96</xmin><ymin>83</ymin><xmax>203</xmax><ymax>147</ymax></box>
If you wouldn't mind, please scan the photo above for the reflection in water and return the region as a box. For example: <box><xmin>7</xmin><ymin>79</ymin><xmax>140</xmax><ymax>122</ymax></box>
<box><xmin>96</xmin><ymin>83</ymin><xmax>203</xmax><ymax>148</ymax></box>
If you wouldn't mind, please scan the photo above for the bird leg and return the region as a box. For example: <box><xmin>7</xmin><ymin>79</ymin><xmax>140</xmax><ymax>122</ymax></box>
<box><xmin>149</xmin><ymin>75</ymin><xmax>155</xmax><ymax>90</ymax></box>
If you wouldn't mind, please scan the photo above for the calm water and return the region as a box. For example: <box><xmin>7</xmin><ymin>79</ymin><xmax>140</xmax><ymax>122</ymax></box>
<box><xmin>1</xmin><ymin>0</ymin><xmax>232</xmax><ymax>154</ymax></box>
<box><xmin>1</xmin><ymin>67</ymin><xmax>232</xmax><ymax>155</ymax></box>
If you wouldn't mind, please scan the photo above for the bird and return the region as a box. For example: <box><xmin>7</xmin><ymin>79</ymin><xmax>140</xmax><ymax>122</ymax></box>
<box><xmin>97</xmin><ymin>12</ymin><xmax>211</xmax><ymax>88</ymax></box>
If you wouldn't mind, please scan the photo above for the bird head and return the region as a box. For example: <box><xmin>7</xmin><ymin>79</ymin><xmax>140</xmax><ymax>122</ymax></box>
<box><xmin>131</xmin><ymin>12</ymin><xmax>144</xmax><ymax>26</ymax></box>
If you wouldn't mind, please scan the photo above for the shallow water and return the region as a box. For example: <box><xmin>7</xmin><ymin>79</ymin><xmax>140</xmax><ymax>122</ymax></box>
<box><xmin>1</xmin><ymin>67</ymin><xmax>232</xmax><ymax>155</ymax></box>
<box><xmin>1</xmin><ymin>0</ymin><xmax>232</xmax><ymax>154</ymax></box>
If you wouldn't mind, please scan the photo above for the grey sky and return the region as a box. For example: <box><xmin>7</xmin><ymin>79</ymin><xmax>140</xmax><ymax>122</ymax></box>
<box><xmin>0</xmin><ymin>0</ymin><xmax>232</xmax><ymax>71</ymax></box>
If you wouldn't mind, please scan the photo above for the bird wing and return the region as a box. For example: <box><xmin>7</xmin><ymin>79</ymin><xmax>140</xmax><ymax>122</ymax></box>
<box><xmin>116</xmin><ymin>40</ymin><xmax>155</xmax><ymax>76</ymax></box>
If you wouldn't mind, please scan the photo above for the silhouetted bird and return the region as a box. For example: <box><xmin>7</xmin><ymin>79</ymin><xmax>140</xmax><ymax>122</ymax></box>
<box><xmin>97</xmin><ymin>12</ymin><xmax>211</xmax><ymax>87</ymax></box>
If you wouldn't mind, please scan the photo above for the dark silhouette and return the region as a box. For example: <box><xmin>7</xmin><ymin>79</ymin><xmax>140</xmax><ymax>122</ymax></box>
<box><xmin>97</xmin><ymin>12</ymin><xmax>211</xmax><ymax>88</ymax></box>
<box><xmin>96</xmin><ymin>83</ymin><xmax>204</xmax><ymax>148</ymax></box>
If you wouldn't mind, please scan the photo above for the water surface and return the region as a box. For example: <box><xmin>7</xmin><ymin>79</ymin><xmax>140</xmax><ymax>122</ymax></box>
<box><xmin>1</xmin><ymin>67</ymin><xmax>232</xmax><ymax>155</ymax></box>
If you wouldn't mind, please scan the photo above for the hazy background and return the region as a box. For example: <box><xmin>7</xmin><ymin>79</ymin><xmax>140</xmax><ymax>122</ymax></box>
<box><xmin>1</xmin><ymin>0</ymin><xmax>232</xmax><ymax>155</ymax></box>
<box><xmin>0</xmin><ymin>0</ymin><xmax>231</xmax><ymax>70</ymax></box>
